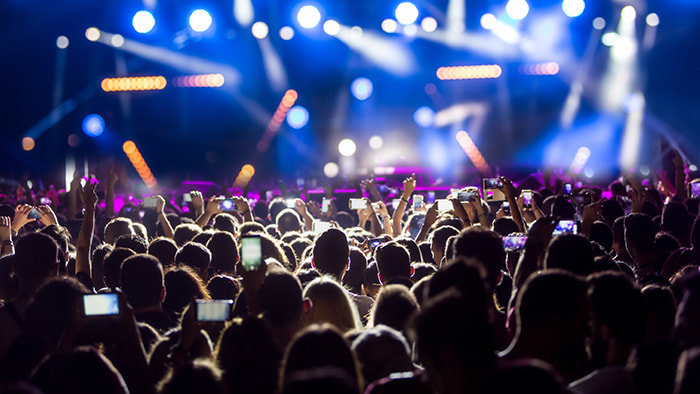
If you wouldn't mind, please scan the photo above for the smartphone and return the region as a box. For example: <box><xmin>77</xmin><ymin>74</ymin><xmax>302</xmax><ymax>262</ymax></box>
<box><xmin>286</xmin><ymin>199</ymin><xmax>297</xmax><ymax>209</ymax></box>
<box><xmin>196</xmin><ymin>299</ymin><xmax>233</xmax><ymax>322</ymax></box>
<box><xmin>502</xmin><ymin>202</ymin><xmax>510</xmax><ymax>215</ymax></box>
<box><xmin>391</xmin><ymin>199</ymin><xmax>401</xmax><ymax>210</ymax></box>
<box><xmin>427</xmin><ymin>191</ymin><xmax>435</xmax><ymax>203</ymax></box>
<box><xmin>502</xmin><ymin>235</ymin><xmax>528</xmax><ymax>252</ymax></box>
<box><xmin>240</xmin><ymin>235</ymin><xmax>262</xmax><ymax>272</ymax></box>
<box><xmin>321</xmin><ymin>198</ymin><xmax>330</xmax><ymax>213</ymax></box>
<box><xmin>458</xmin><ymin>190</ymin><xmax>479</xmax><ymax>202</ymax></box>
<box><xmin>436</xmin><ymin>199</ymin><xmax>452</xmax><ymax>211</ymax></box>
<box><xmin>368</xmin><ymin>237</ymin><xmax>385</xmax><ymax>249</ymax></box>
<box><xmin>312</xmin><ymin>221</ymin><xmax>332</xmax><ymax>234</ymax></box>
<box><xmin>183</xmin><ymin>193</ymin><xmax>192</xmax><ymax>203</ymax></box>
<box><xmin>413</xmin><ymin>195</ymin><xmax>424</xmax><ymax>210</ymax></box>
<box><xmin>83</xmin><ymin>294</ymin><xmax>120</xmax><ymax>317</ymax></box>
<box><xmin>371</xmin><ymin>202</ymin><xmax>381</xmax><ymax>211</ymax></box>
<box><xmin>553</xmin><ymin>220</ymin><xmax>578</xmax><ymax>235</ymax></box>
<box><xmin>142</xmin><ymin>197</ymin><xmax>158</xmax><ymax>208</ymax></box>
<box><xmin>349</xmin><ymin>198</ymin><xmax>368</xmax><ymax>210</ymax></box>
<box><xmin>40</xmin><ymin>197</ymin><xmax>51</xmax><ymax>205</ymax></box>
<box><xmin>564</xmin><ymin>183</ymin><xmax>572</xmax><ymax>195</ymax></box>
<box><xmin>689</xmin><ymin>182</ymin><xmax>700</xmax><ymax>199</ymax></box>
<box><xmin>522</xmin><ymin>190</ymin><xmax>533</xmax><ymax>209</ymax></box>
<box><xmin>28</xmin><ymin>208</ymin><xmax>42</xmax><ymax>220</ymax></box>
<box><xmin>482</xmin><ymin>178</ymin><xmax>506</xmax><ymax>202</ymax></box>
<box><xmin>220</xmin><ymin>199</ymin><xmax>237</xmax><ymax>211</ymax></box>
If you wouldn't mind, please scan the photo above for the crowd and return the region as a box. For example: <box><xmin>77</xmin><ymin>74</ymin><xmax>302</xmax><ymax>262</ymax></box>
<box><xmin>1</xmin><ymin>155</ymin><xmax>700</xmax><ymax>394</ymax></box>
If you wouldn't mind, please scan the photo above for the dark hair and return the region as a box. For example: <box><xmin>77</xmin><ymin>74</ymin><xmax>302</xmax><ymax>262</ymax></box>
<box><xmin>551</xmin><ymin>196</ymin><xmax>576</xmax><ymax>219</ymax></box>
<box><xmin>148</xmin><ymin>237</ymin><xmax>178</xmax><ymax>268</ymax></box>
<box><xmin>90</xmin><ymin>243</ymin><xmax>113</xmax><ymax>289</ymax></box>
<box><xmin>588</xmin><ymin>272</ymin><xmax>645</xmax><ymax>346</ymax></box>
<box><xmin>259</xmin><ymin>270</ymin><xmax>304</xmax><ymax>328</ymax></box>
<box><xmin>545</xmin><ymin>234</ymin><xmax>594</xmax><ymax>276</ymax></box>
<box><xmin>192</xmin><ymin>230</ymin><xmax>216</xmax><ymax>246</ymax></box>
<box><xmin>162</xmin><ymin>265</ymin><xmax>210</xmax><ymax>317</ymax></box>
<box><xmin>427</xmin><ymin>257</ymin><xmax>490</xmax><ymax>307</ymax></box>
<box><xmin>452</xmin><ymin>227</ymin><xmax>505</xmax><ymax>288</ymax></box>
<box><xmin>239</xmin><ymin>222</ymin><xmax>265</xmax><ymax>236</ymax></box>
<box><xmin>102</xmin><ymin>247</ymin><xmax>136</xmax><ymax>290</ymax></box>
<box><xmin>312</xmin><ymin>228</ymin><xmax>349</xmax><ymax>279</ymax></box>
<box><xmin>641</xmin><ymin>284</ymin><xmax>676</xmax><ymax>342</ymax></box>
<box><xmin>212</xmin><ymin>213</ymin><xmax>237</xmax><ymax>235</ymax></box>
<box><xmin>114</xmin><ymin>233</ymin><xmax>148</xmax><ymax>254</ymax></box>
<box><xmin>492</xmin><ymin>218</ymin><xmax>519</xmax><ymax>237</ymax></box>
<box><xmin>342</xmin><ymin>247</ymin><xmax>367</xmax><ymax>295</ymax></box>
<box><xmin>13</xmin><ymin>232</ymin><xmax>59</xmax><ymax>283</ymax></box>
<box><xmin>176</xmin><ymin>242</ymin><xmax>212</xmax><ymax>279</ymax></box>
<box><xmin>158</xmin><ymin>359</ymin><xmax>226</xmax><ymax>394</ymax></box>
<box><xmin>429</xmin><ymin>226</ymin><xmax>460</xmax><ymax>263</ymax></box>
<box><xmin>290</xmin><ymin>238</ymin><xmax>313</xmax><ymax>265</ymax></box>
<box><xmin>206</xmin><ymin>275</ymin><xmax>239</xmax><ymax>300</ymax></box>
<box><xmin>32</xmin><ymin>347</ymin><xmax>128</xmax><ymax>394</ymax></box>
<box><xmin>418</xmin><ymin>241</ymin><xmax>435</xmax><ymax>265</ymax></box>
<box><xmin>173</xmin><ymin>223</ymin><xmax>202</xmax><ymax>247</ymax></box>
<box><xmin>601</xmin><ymin>199</ymin><xmax>625</xmax><ymax>226</ymax></box>
<box><xmin>120</xmin><ymin>254</ymin><xmax>164</xmax><ymax>310</ymax></box>
<box><xmin>625</xmin><ymin>213</ymin><xmax>655</xmax><ymax>255</ymax></box>
<box><xmin>206</xmin><ymin>231</ymin><xmax>238</xmax><ymax>275</ymax></box>
<box><xmin>104</xmin><ymin>218</ymin><xmax>134</xmax><ymax>245</ymax></box>
<box><xmin>351</xmin><ymin>325</ymin><xmax>412</xmax><ymax>386</ymax></box>
<box><xmin>589</xmin><ymin>221</ymin><xmax>614</xmax><ymax>253</ymax></box>
<box><xmin>375</xmin><ymin>242</ymin><xmax>411</xmax><ymax>284</ymax></box>
<box><xmin>370</xmin><ymin>285</ymin><xmax>419</xmax><ymax>333</ymax></box>
<box><xmin>277</xmin><ymin>209</ymin><xmax>303</xmax><ymax>235</ymax></box>
<box><xmin>268</xmin><ymin>198</ymin><xmax>288</xmax><ymax>223</ymax></box>
<box><xmin>662</xmin><ymin>201</ymin><xmax>691</xmax><ymax>246</ymax></box>
<box><xmin>394</xmin><ymin>237</ymin><xmax>422</xmax><ymax>264</ymax></box>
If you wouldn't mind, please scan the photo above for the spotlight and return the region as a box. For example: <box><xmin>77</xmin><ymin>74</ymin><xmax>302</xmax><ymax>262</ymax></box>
<box><xmin>646</xmin><ymin>13</ymin><xmax>659</xmax><ymax>27</ymax></box>
<box><xmin>620</xmin><ymin>6</ymin><xmax>636</xmax><ymax>22</ymax></box>
<box><xmin>22</xmin><ymin>137</ymin><xmax>35</xmax><ymax>151</ymax></box>
<box><xmin>562</xmin><ymin>0</ymin><xmax>585</xmax><ymax>18</ymax></box>
<box><xmin>251</xmin><ymin>21</ymin><xmax>269</xmax><ymax>39</ymax></box>
<box><xmin>189</xmin><ymin>9</ymin><xmax>213</xmax><ymax>32</ymax></box>
<box><xmin>369</xmin><ymin>136</ymin><xmax>384</xmax><ymax>150</ymax></box>
<box><xmin>381</xmin><ymin>19</ymin><xmax>398</xmax><ymax>33</ymax></box>
<box><xmin>132</xmin><ymin>10</ymin><xmax>156</xmax><ymax>33</ymax></box>
<box><xmin>350</xmin><ymin>77</ymin><xmax>373</xmax><ymax>101</ymax></box>
<box><xmin>480</xmin><ymin>13</ymin><xmax>497</xmax><ymax>30</ymax></box>
<box><xmin>505</xmin><ymin>0</ymin><xmax>529</xmax><ymax>21</ymax></box>
<box><xmin>297</xmin><ymin>5</ymin><xmax>321</xmax><ymax>29</ymax></box>
<box><xmin>413</xmin><ymin>106</ymin><xmax>435</xmax><ymax>128</ymax></box>
<box><xmin>56</xmin><ymin>35</ymin><xmax>69</xmax><ymax>49</ymax></box>
<box><xmin>110</xmin><ymin>34</ymin><xmax>125</xmax><ymax>47</ymax></box>
<box><xmin>323</xmin><ymin>162</ymin><xmax>340</xmax><ymax>178</ymax></box>
<box><xmin>338</xmin><ymin>139</ymin><xmax>357</xmax><ymax>157</ymax></box>
<box><xmin>82</xmin><ymin>114</ymin><xmax>105</xmax><ymax>137</ymax></box>
<box><xmin>436</xmin><ymin>65</ymin><xmax>502</xmax><ymax>80</ymax></box>
<box><xmin>601</xmin><ymin>32</ymin><xmax>619</xmax><ymax>47</ymax></box>
<box><xmin>395</xmin><ymin>2</ymin><xmax>419</xmax><ymax>25</ymax></box>
<box><xmin>280</xmin><ymin>26</ymin><xmax>295</xmax><ymax>40</ymax></box>
<box><xmin>85</xmin><ymin>27</ymin><xmax>100</xmax><ymax>42</ymax></box>
<box><xmin>421</xmin><ymin>17</ymin><xmax>437</xmax><ymax>32</ymax></box>
<box><xmin>592</xmin><ymin>17</ymin><xmax>606</xmax><ymax>30</ymax></box>
<box><xmin>286</xmin><ymin>105</ymin><xmax>309</xmax><ymax>129</ymax></box>
<box><xmin>323</xmin><ymin>20</ymin><xmax>340</xmax><ymax>36</ymax></box>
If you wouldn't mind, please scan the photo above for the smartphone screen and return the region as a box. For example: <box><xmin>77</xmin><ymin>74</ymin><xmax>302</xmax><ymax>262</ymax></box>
<box><xmin>436</xmin><ymin>199</ymin><xmax>452</xmax><ymax>211</ymax></box>
<box><xmin>690</xmin><ymin>182</ymin><xmax>700</xmax><ymax>199</ymax></box>
<box><xmin>553</xmin><ymin>220</ymin><xmax>577</xmax><ymax>235</ymax></box>
<box><xmin>427</xmin><ymin>191</ymin><xmax>435</xmax><ymax>203</ymax></box>
<box><xmin>502</xmin><ymin>202</ymin><xmax>510</xmax><ymax>215</ymax></box>
<box><xmin>196</xmin><ymin>299</ymin><xmax>233</xmax><ymax>322</ymax></box>
<box><xmin>321</xmin><ymin>198</ymin><xmax>330</xmax><ymax>213</ymax></box>
<box><xmin>312</xmin><ymin>221</ymin><xmax>332</xmax><ymax>234</ymax></box>
<box><xmin>522</xmin><ymin>191</ymin><xmax>533</xmax><ymax>209</ymax></box>
<box><xmin>240</xmin><ymin>235</ymin><xmax>262</xmax><ymax>272</ymax></box>
<box><xmin>458</xmin><ymin>191</ymin><xmax>478</xmax><ymax>202</ymax></box>
<box><xmin>483</xmin><ymin>178</ymin><xmax>503</xmax><ymax>190</ymax></box>
<box><xmin>371</xmin><ymin>202</ymin><xmax>381</xmax><ymax>211</ymax></box>
<box><xmin>564</xmin><ymin>183</ymin><xmax>572</xmax><ymax>195</ymax></box>
<box><xmin>286</xmin><ymin>199</ymin><xmax>297</xmax><ymax>209</ymax></box>
<box><xmin>349</xmin><ymin>198</ymin><xmax>367</xmax><ymax>210</ymax></box>
<box><xmin>40</xmin><ymin>197</ymin><xmax>51</xmax><ymax>205</ymax></box>
<box><xmin>502</xmin><ymin>235</ymin><xmax>528</xmax><ymax>252</ymax></box>
<box><xmin>413</xmin><ymin>195</ymin><xmax>424</xmax><ymax>210</ymax></box>
<box><xmin>142</xmin><ymin>197</ymin><xmax>158</xmax><ymax>208</ymax></box>
<box><xmin>220</xmin><ymin>199</ymin><xmax>236</xmax><ymax>211</ymax></box>
<box><xmin>183</xmin><ymin>193</ymin><xmax>192</xmax><ymax>202</ymax></box>
<box><xmin>368</xmin><ymin>237</ymin><xmax>385</xmax><ymax>249</ymax></box>
<box><xmin>83</xmin><ymin>294</ymin><xmax>120</xmax><ymax>316</ymax></box>
<box><xmin>28</xmin><ymin>208</ymin><xmax>41</xmax><ymax>220</ymax></box>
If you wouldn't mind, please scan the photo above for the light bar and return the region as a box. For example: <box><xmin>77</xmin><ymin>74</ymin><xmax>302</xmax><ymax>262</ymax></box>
<box><xmin>568</xmin><ymin>146</ymin><xmax>591</xmax><ymax>175</ymax></box>
<box><xmin>519</xmin><ymin>62</ymin><xmax>560</xmax><ymax>75</ymax></box>
<box><xmin>256</xmin><ymin>89</ymin><xmax>298</xmax><ymax>152</ymax></box>
<box><xmin>172</xmin><ymin>73</ymin><xmax>225</xmax><ymax>88</ymax></box>
<box><xmin>101</xmin><ymin>76</ymin><xmax>166</xmax><ymax>92</ymax></box>
<box><xmin>233</xmin><ymin>164</ymin><xmax>255</xmax><ymax>189</ymax></box>
<box><xmin>122</xmin><ymin>140</ymin><xmax>157</xmax><ymax>189</ymax></box>
<box><xmin>437</xmin><ymin>65</ymin><xmax>502</xmax><ymax>80</ymax></box>
<box><xmin>456</xmin><ymin>131</ymin><xmax>491</xmax><ymax>176</ymax></box>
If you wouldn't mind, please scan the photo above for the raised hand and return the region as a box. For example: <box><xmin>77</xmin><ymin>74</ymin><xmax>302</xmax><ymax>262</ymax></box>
<box><xmin>190</xmin><ymin>190</ymin><xmax>205</xmax><ymax>215</ymax></box>
<box><xmin>401</xmin><ymin>174</ymin><xmax>416</xmax><ymax>199</ymax></box>
<box><xmin>0</xmin><ymin>216</ymin><xmax>11</xmax><ymax>243</ymax></box>
<box><xmin>361</xmin><ymin>178</ymin><xmax>382</xmax><ymax>202</ymax></box>
<box><xmin>375</xmin><ymin>201</ymin><xmax>390</xmax><ymax>218</ymax></box>
<box><xmin>78</xmin><ymin>177</ymin><xmax>99</xmax><ymax>209</ymax></box>
<box><xmin>306</xmin><ymin>200</ymin><xmax>322</xmax><ymax>218</ymax></box>
<box><xmin>12</xmin><ymin>204</ymin><xmax>35</xmax><ymax>233</ymax></box>
<box><xmin>155</xmin><ymin>195</ymin><xmax>167</xmax><ymax>214</ymax></box>
<box><xmin>36</xmin><ymin>205</ymin><xmax>58</xmax><ymax>226</ymax></box>
<box><xmin>205</xmin><ymin>196</ymin><xmax>224</xmax><ymax>215</ymax></box>
<box><xmin>499</xmin><ymin>176</ymin><xmax>516</xmax><ymax>199</ymax></box>
<box><xmin>108</xmin><ymin>166</ymin><xmax>119</xmax><ymax>188</ymax></box>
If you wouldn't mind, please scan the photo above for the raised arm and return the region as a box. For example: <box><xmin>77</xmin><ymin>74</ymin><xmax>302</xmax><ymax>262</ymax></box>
<box><xmin>233</xmin><ymin>196</ymin><xmax>254</xmax><ymax>223</ymax></box>
<box><xmin>195</xmin><ymin>196</ymin><xmax>223</xmax><ymax>228</ymax></box>
<box><xmin>500</xmin><ymin>176</ymin><xmax>526</xmax><ymax>232</ymax></box>
<box><xmin>76</xmin><ymin>178</ymin><xmax>98</xmax><ymax>277</ymax></box>
<box><xmin>156</xmin><ymin>195</ymin><xmax>175</xmax><ymax>239</ymax></box>
<box><xmin>392</xmin><ymin>174</ymin><xmax>415</xmax><ymax>237</ymax></box>
<box><xmin>294</xmin><ymin>198</ymin><xmax>314</xmax><ymax>231</ymax></box>
<box><xmin>0</xmin><ymin>217</ymin><xmax>14</xmax><ymax>257</ymax></box>
<box><xmin>416</xmin><ymin>203</ymin><xmax>438</xmax><ymax>243</ymax></box>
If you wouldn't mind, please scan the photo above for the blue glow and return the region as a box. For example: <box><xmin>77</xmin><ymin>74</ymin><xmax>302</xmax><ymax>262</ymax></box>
<box><xmin>286</xmin><ymin>106</ymin><xmax>309</xmax><ymax>129</ymax></box>
<box><xmin>132</xmin><ymin>10</ymin><xmax>155</xmax><ymax>33</ymax></box>
<box><xmin>350</xmin><ymin>77</ymin><xmax>373</xmax><ymax>101</ymax></box>
<box><xmin>189</xmin><ymin>9</ymin><xmax>213</xmax><ymax>32</ymax></box>
<box><xmin>562</xmin><ymin>0</ymin><xmax>585</xmax><ymax>18</ymax></box>
<box><xmin>413</xmin><ymin>106</ymin><xmax>435</xmax><ymax>128</ymax></box>
<box><xmin>82</xmin><ymin>114</ymin><xmax>105</xmax><ymax>137</ymax></box>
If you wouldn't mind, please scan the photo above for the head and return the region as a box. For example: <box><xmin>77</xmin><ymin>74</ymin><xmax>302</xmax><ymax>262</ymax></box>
<box><xmin>375</xmin><ymin>242</ymin><xmax>412</xmax><ymax>284</ymax></box>
<box><xmin>102</xmin><ymin>247</ymin><xmax>136</xmax><ymax>290</ymax></box>
<box><xmin>259</xmin><ymin>270</ymin><xmax>305</xmax><ymax>330</ymax></box>
<box><xmin>362</xmin><ymin>262</ymin><xmax>381</xmax><ymax>299</ymax></box>
<box><xmin>90</xmin><ymin>243</ymin><xmax>113</xmax><ymax>289</ymax></box>
<box><xmin>173</xmin><ymin>223</ymin><xmax>203</xmax><ymax>247</ymax></box>
<box><xmin>32</xmin><ymin>347</ymin><xmax>128</xmax><ymax>394</ymax></box>
<box><xmin>212</xmin><ymin>213</ymin><xmax>238</xmax><ymax>235</ymax></box>
<box><xmin>268</xmin><ymin>198</ymin><xmax>288</xmax><ymax>224</ymax></box>
<box><xmin>175</xmin><ymin>242</ymin><xmax>212</xmax><ymax>279</ymax></box>
<box><xmin>394</xmin><ymin>237</ymin><xmax>422</xmax><ymax>264</ymax></box>
<box><xmin>276</xmin><ymin>209</ymin><xmax>303</xmax><ymax>235</ymax></box>
<box><xmin>452</xmin><ymin>227</ymin><xmax>505</xmax><ymax>289</ymax></box>
<box><xmin>13</xmin><ymin>232</ymin><xmax>60</xmax><ymax>289</ymax></box>
<box><xmin>342</xmin><ymin>247</ymin><xmax>367</xmax><ymax>295</ymax></box>
<box><xmin>429</xmin><ymin>226</ymin><xmax>460</xmax><ymax>266</ymax></box>
<box><xmin>551</xmin><ymin>196</ymin><xmax>576</xmax><ymax>219</ymax></box>
<box><xmin>206</xmin><ymin>275</ymin><xmax>239</xmax><ymax>300</ymax></box>
<box><xmin>148</xmin><ymin>237</ymin><xmax>178</xmax><ymax>268</ymax></box>
<box><xmin>351</xmin><ymin>325</ymin><xmax>413</xmax><ymax>386</ymax></box>
<box><xmin>206</xmin><ymin>232</ymin><xmax>239</xmax><ymax>275</ymax></box>
<box><xmin>661</xmin><ymin>201</ymin><xmax>691</xmax><ymax>246</ymax></box>
<box><xmin>113</xmin><ymin>234</ymin><xmax>148</xmax><ymax>254</ymax></box>
<box><xmin>544</xmin><ymin>234</ymin><xmax>594</xmax><ymax>276</ymax></box>
<box><xmin>158</xmin><ymin>359</ymin><xmax>226</xmax><ymax>394</ymax></box>
<box><xmin>625</xmin><ymin>213</ymin><xmax>655</xmax><ymax>261</ymax></box>
<box><xmin>641</xmin><ymin>284</ymin><xmax>676</xmax><ymax>343</ymax></box>
<box><xmin>492</xmin><ymin>218</ymin><xmax>520</xmax><ymax>237</ymax></box>
<box><xmin>162</xmin><ymin>265</ymin><xmax>210</xmax><ymax>317</ymax></box>
<box><xmin>119</xmin><ymin>254</ymin><xmax>164</xmax><ymax>311</ymax></box>
<box><xmin>589</xmin><ymin>221</ymin><xmax>614</xmax><ymax>253</ymax></box>
<box><xmin>302</xmin><ymin>277</ymin><xmax>361</xmax><ymax>333</ymax></box>
<box><xmin>312</xmin><ymin>228</ymin><xmax>349</xmax><ymax>280</ymax></box>
<box><xmin>104</xmin><ymin>218</ymin><xmax>134</xmax><ymax>245</ymax></box>
<box><xmin>370</xmin><ymin>285</ymin><xmax>419</xmax><ymax>333</ymax></box>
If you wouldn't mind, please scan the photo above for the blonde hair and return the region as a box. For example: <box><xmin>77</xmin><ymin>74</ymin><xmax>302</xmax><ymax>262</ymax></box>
<box><xmin>302</xmin><ymin>277</ymin><xmax>362</xmax><ymax>333</ymax></box>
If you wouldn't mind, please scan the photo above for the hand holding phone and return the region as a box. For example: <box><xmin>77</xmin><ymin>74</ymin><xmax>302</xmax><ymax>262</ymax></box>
<box><xmin>240</xmin><ymin>235</ymin><xmax>262</xmax><ymax>272</ymax></box>
<box><xmin>321</xmin><ymin>198</ymin><xmax>331</xmax><ymax>213</ymax></box>
<box><xmin>142</xmin><ymin>196</ymin><xmax>158</xmax><ymax>208</ymax></box>
<box><xmin>553</xmin><ymin>220</ymin><xmax>577</xmax><ymax>235</ymax></box>
<box><xmin>312</xmin><ymin>221</ymin><xmax>332</xmax><ymax>234</ymax></box>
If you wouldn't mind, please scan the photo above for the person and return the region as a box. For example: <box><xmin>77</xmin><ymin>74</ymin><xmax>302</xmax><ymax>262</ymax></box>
<box><xmin>624</xmin><ymin>213</ymin><xmax>657</xmax><ymax>279</ymax></box>
<box><xmin>175</xmin><ymin>242</ymin><xmax>212</xmax><ymax>280</ymax></box>
<box><xmin>302</xmin><ymin>277</ymin><xmax>361</xmax><ymax>333</ymax></box>
<box><xmin>258</xmin><ymin>270</ymin><xmax>307</xmax><ymax>349</ymax></box>
<box><xmin>429</xmin><ymin>226</ymin><xmax>459</xmax><ymax>267</ymax></box>
<box><xmin>369</xmin><ymin>284</ymin><xmax>419</xmax><ymax>334</ymax></box>
<box><xmin>148</xmin><ymin>237</ymin><xmax>178</xmax><ymax>268</ymax></box>
<box><xmin>375</xmin><ymin>242</ymin><xmax>413</xmax><ymax>287</ymax></box>
<box><xmin>544</xmin><ymin>234</ymin><xmax>594</xmax><ymax>276</ymax></box>
<box><xmin>351</xmin><ymin>325</ymin><xmax>414</xmax><ymax>387</ymax></box>
<box><xmin>158</xmin><ymin>359</ymin><xmax>227</xmax><ymax>394</ymax></box>
<box><xmin>101</xmin><ymin>247</ymin><xmax>136</xmax><ymax>292</ymax></box>
<box><xmin>120</xmin><ymin>254</ymin><xmax>178</xmax><ymax>333</ymax></box>
<box><xmin>103</xmin><ymin>218</ymin><xmax>134</xmax><ymax>245</ymax></box>
<box><xmin>0</xmin><ymin>232</ymin><xmax>60</xmax><ymax>361</ymax></box>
